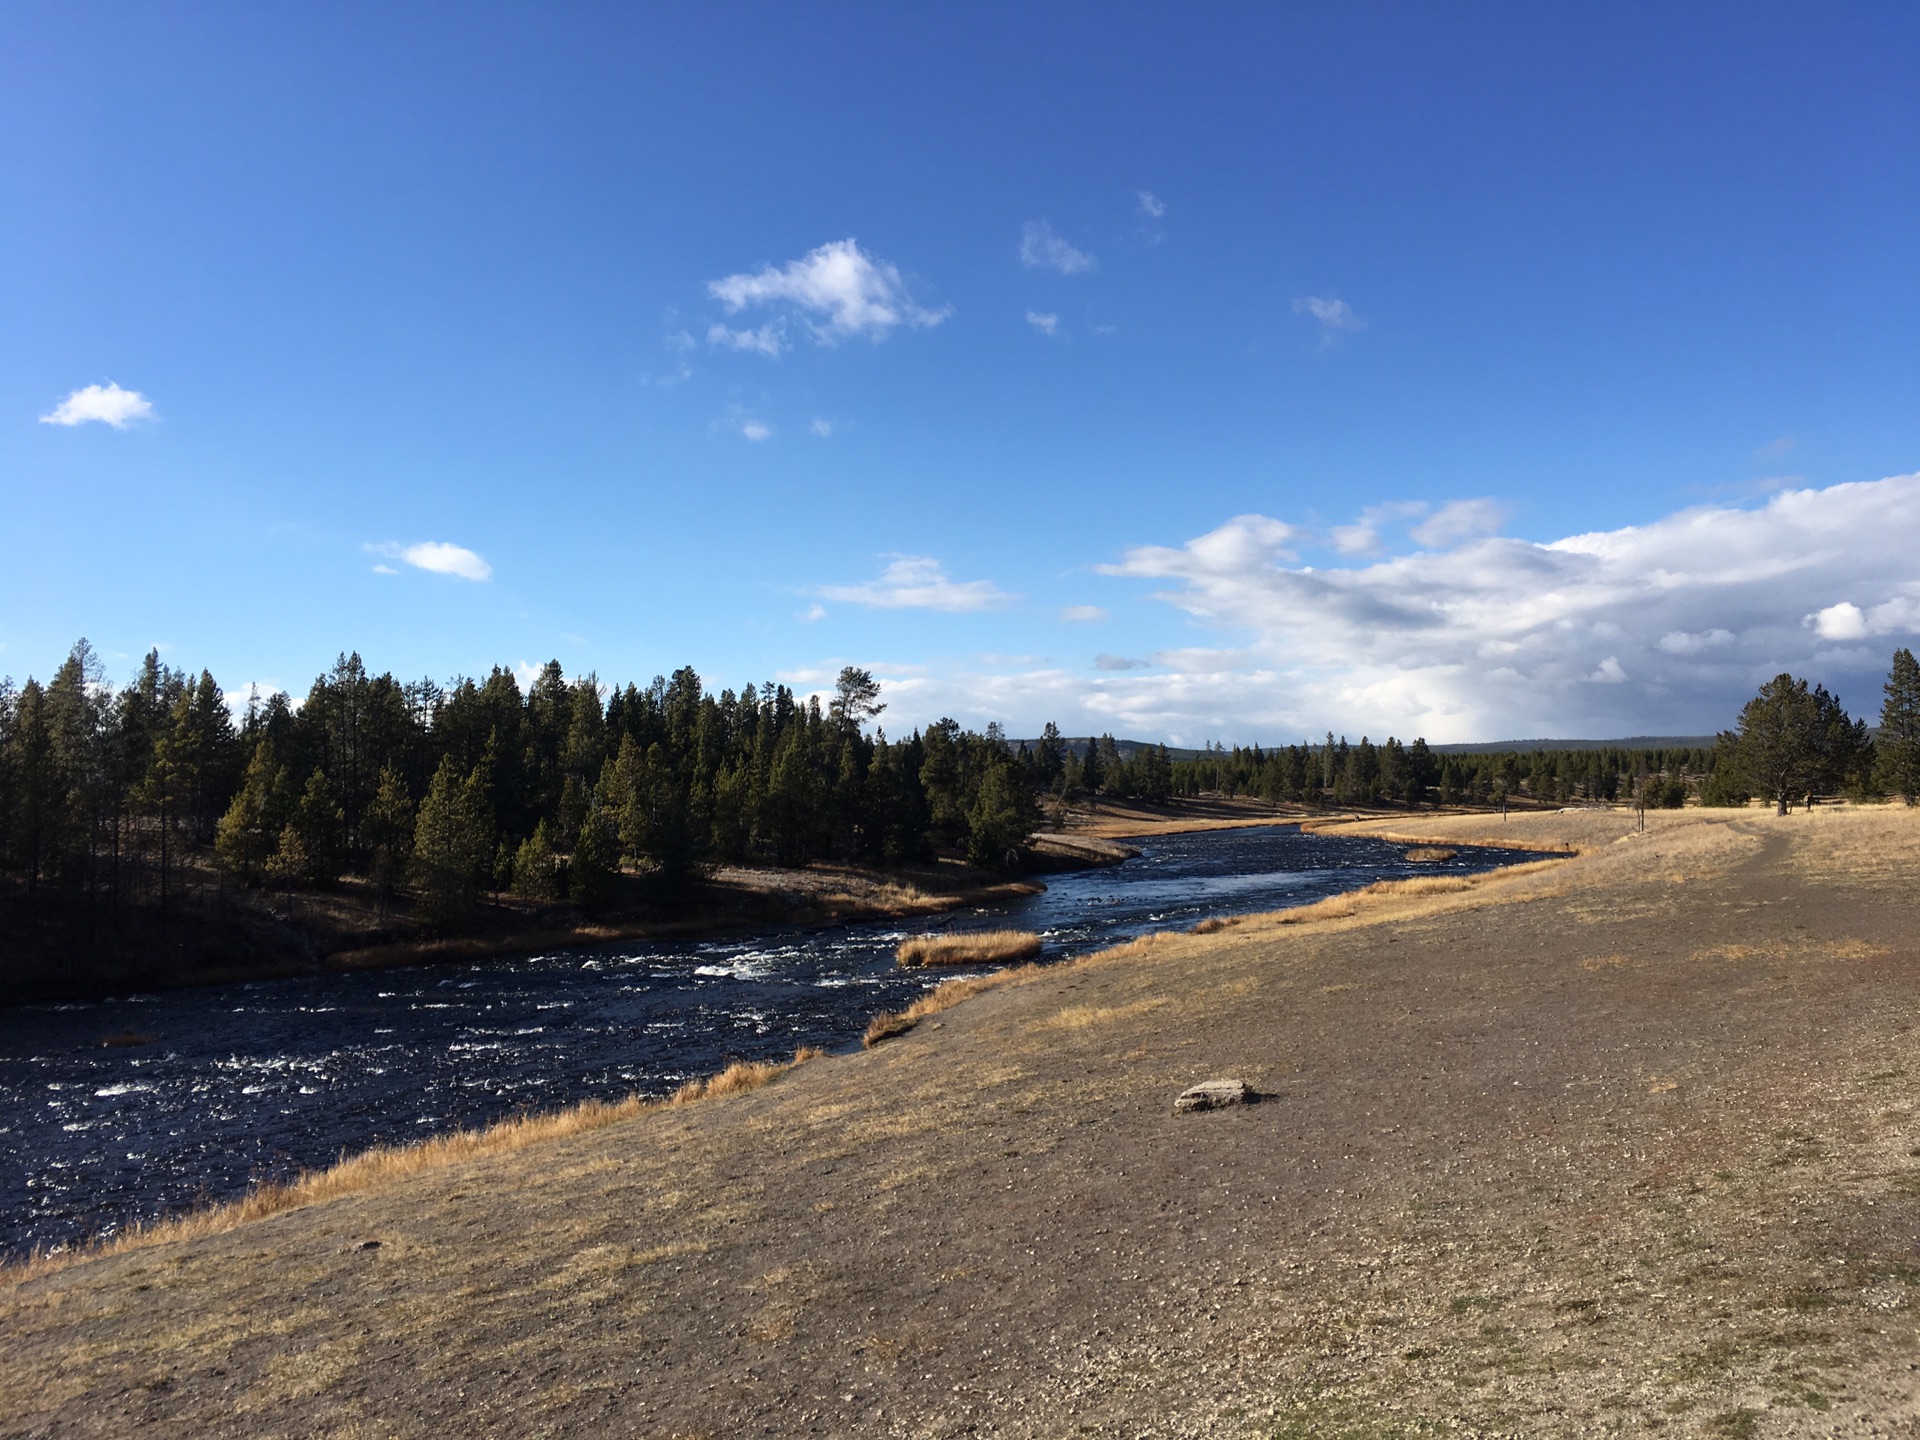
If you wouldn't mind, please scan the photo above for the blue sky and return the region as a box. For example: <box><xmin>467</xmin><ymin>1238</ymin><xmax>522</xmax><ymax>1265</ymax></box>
<box><xmin>5</xmin><ymin>3</ymin><xmax>1918</xmax><ymax>742</ymax></box>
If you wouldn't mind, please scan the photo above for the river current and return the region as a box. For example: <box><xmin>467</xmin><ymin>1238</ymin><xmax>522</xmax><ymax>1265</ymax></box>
<box><xmin>0</xmin><ymin>825</ymin><xmax>1547</xmax><ymax>1257</ymax></box>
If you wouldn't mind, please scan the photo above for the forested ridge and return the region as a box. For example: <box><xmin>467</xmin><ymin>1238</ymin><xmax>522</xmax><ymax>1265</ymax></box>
<box><xmin>2</xmin><ymin>640</ymin><xmax>1915</xmax><ymax>999</ymax></box>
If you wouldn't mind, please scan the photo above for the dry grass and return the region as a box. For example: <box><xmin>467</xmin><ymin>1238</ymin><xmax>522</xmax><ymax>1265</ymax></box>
<box><xmin>895</xmin><ymin>929</ymin><xmax>1044</xmax><ymax>967</ymax></box>
<box><xmin>4</xmin><ymin>1046</ymin><xmax>826</xmax><ymax>1285</ymax></box>
<box><xmin>863</xmin><ymin>966</ymin><xmax>1042</xmax><ymax>1047</ymax></box>
<box><xmin>1403</xmin><ymin>846</ymin><xmax>1457</xmax><ymax>862</ymax></box>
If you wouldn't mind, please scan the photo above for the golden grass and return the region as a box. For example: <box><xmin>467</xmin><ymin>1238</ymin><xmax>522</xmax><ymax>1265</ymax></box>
<box><xmin>4</xmin><ymin>1046</ymin><xmax>826</xmax><ymax>1285</ymax></box>
<box><xmin>1403</xmin><ymin>846</ymin><xmax>1457</xmax><ymax>862</ymax></box>
<box><xmin>895</xmin><ymin>929</ymin><xmax>1043</xmax><ymax>967</ymax></box>
<box><xmin>863</xmin><ymin>966</ymin><xmax>1042</xmax><ymax>1047</ymax></box>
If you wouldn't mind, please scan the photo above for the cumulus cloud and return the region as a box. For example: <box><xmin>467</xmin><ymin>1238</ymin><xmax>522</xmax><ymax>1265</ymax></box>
<box><xmin>366</xmin><ymin>541</ymin><xmax>492</xmax><ymax>582</ymax></box>
<box><xmin>1019</xmin><ymin>221</ymin><xmax>1095</xmax><ymax>275</ymax></box>
<box><xmin>40</xmin><ymin>382</ymin><xmax>155</xmax><ymax>428</ymax></box>
<box><xmin>708</xmin><ymin>238</ymin><xmax>948</xmax><ymax>347</ymax></box>
<box><xmin>1026</xmin><ymin>311</ymin><xmax>1060</xmax><ymax>336</ymax></box>
<box><xmin>1293</xmin><ymin>296</ymin><xmax>1364</xmax><ymax>339</ymax></box>
<box><xmin>818</xmin><ymin>556</ymin><xmax>1010</xmax><ymax>613</ymax></box>
<box><xmin>1076</xmin><ymin>474</ymin><xmax>1920</xmax><ymax>740</ymax></box>
<box><xmin>739</xmin><ymin>419</ymin><xmax>773</xmax><ymax>442</ymax></box>
<box><xmin>1060</xmin><ymin>605</ymin><xmax>1107</xmax><ymax>623</ymax></box>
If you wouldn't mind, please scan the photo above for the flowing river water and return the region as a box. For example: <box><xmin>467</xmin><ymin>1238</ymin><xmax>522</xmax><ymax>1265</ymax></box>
<box><xmin>0</xmin><ymin>825</ymin><xmax>1550</xmax><ymax>1258</ymax></box>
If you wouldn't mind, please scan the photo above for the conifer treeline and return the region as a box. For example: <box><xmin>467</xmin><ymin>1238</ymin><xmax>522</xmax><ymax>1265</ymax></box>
<box><xmin>1166</xmin><ymin>736</ymin><xmax>1714</xmax><ymax>808</ymax></box>
<box><xmin>0</xmin><ymin>643</ymin><xmax>1048</xmax><ymax>927</ymax></box>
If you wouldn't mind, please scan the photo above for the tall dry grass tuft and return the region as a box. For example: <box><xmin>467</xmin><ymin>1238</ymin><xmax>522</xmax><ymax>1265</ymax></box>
<box><xmin>4</xmin><ymin>1045</ymin><xmax>829</xmax><ymax>1285</ymax></box>
<box><xmin>863</xmin><ymin>966</ymin><xmax>1042</xmax><ymax>1047</ymax></box>
<box><xmin>895</xmin><ymin>930</ymin><xmax>1043</xmax><ymax>967</ymax></box>
<box><xmin>1403</xmin><ymin>846</ymin><xmax>1457</xmax><ymax>862</ymax></box>
<box><xmin>669</xmin><ymin>1047</ymin><xmax>824</xmax><ymax>1105</ymax></box>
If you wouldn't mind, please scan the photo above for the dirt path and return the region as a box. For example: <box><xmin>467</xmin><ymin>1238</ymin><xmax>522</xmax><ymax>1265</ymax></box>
<box><xmin>5</xmin><ymin>808</ymin><xmax>1918</xmax><ymax>1438</ymax></box>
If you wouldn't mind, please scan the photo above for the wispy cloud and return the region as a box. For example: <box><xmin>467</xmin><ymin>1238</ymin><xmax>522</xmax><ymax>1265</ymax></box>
<box><xmin>1026</xmin><ymin>310</ymin><xmax>1060</xmax><ymax>336</ymax></box>
<box><xmin>1136</xmin><ymin>190</ymin><xmax>1165</xmax><ymax>219</ymax></box>
<box><xmin>1292</xmin><ymin>295</ymin><xmax>1364</xmax><ymax>341</ymax></box>
<box><xmin>1331</xmin><ymin>501</ymin><xmax>1429</xmax><ymax>557</ymax></box>
<box><xmin>708</xmin><ymin>238</ymin><xmax>948</xmax><ymax>348</ymax></box>
<box><xmin>1410</xmin><ymin>498</ymin><xmax>1508</xmax><ymax>549</ymax></box>
<box><xmin>810</xmin><ymin>418</ymin><xmax>834</xmax><ymax>438</ymax></box>
<box><xmin>1095</xmin><ymin>654</ymin><xmax>1146</xmax><ymax>671</ymax></box>
<box><xmin>40</xmin><ymin>382</ymin><xmax>155</xmax><ymax>429</ymax></box>
<box><xmin>739</xmin><ymin>419</ymin><xmax>773</xmax><ymax>442</ymax></box>
<box><xmin>1060</xmin><ymin>605</ymin><xmax>1107</xmax><ymax>623</ymax></box>
<box><xmin>819</xmin><ymin>556</ymin><xmax>1011</xmax><ymax>613</ymax></box>
<box><xmin>1019</xmin><ymin>221</ymin><xmax>1095</xmax><ymax>275</ymax></box>
<box><xmin>707</xmin><ymin>322</ymin><xmax>786</xmax><ymax>357</ymax></box>
<box><xmin>366</xmin><ymin>541</ymin><xmax>493</xmax><ymax>582</ymax></box>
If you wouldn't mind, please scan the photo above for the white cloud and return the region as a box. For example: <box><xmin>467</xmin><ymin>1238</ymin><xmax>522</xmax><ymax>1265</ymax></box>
<box><xmin>708</xmin><ymin>238</ymin><xmax>948</xmax><ymax>347</ymax></box>
<box><xmin>1808</xmin><ymin>592</ymin><xmax>1920</xmax><ymax>640</ymax></box>
<box><xmin>1095</xmin><ymin>654</ymin><xmax>1146</xmax><ymax>671</ymax></box>
<box><xmin>371</xmin><ymin>564</ymin><xmax>399</xmax><ymax>576</ymax></box>
<box><xmin>1072</xmin><ymin>473</ymin><xmax>1920</xmax><ymax>740</ymax></box>
<box><xmin>1292</xmin><ymin>296</ymin><xmax>1364</xmax><ymax>338</ymax></box>
<box><xmin>1060</xmin><ymin>605</ymin><xmax>1107</xmax><ymax>623</ymax></box>
<box><xmin>801</xmin><ymin>603</ymin><xmax>827</xmax><ymax>623</ymax></box>
<box><xmin>1136</xmin><ymin>190</ymin><xmax>1165</xmax><ymax>219</ymax></box>
<box><xmin>707</xmin><ymin>322</ymin><xmax>786</xmax><ymax>356</ymax></box>
<box><xmin>1019</xmin><ymin>221</ymin><xmax>1095</xmax><ymax>275</ymax></box>
<box><xmin>1331</xmin><ymin>501</ymin><xmax>1429</xmax><ymax>557</ymax></box>
<box><xmin>1810</xmin><ymin>601</ymin><xmax>1867</xmax><ymax>641</ymax></box>
<box><xmin>818</xmin><ymin>555</ymin><xmax>1011</xmax><ymax>613</ymax></box>
<box><xmin>1410</xmin><ymin>498</ymin><xmax>1508</xmax><ymax>548</ymax></box>
<box><xmin>1026</xmin><ymin>310</ymin><xmax>1060</xmax><ymax>336</ymax></box>
<box><xmin>1658</xmin><ymin>628</ymin><xmax>1734</xmax><ymax>655</ymax></box>
<box><xmin>810</xmin><ymin>418</ymin><xmax>834</xmax><ymax>438</ymax></box>
<box><xmin>40</xmin><ymin>382</ymin><xmax>155</xmax><ymax>428</ymax></box>
<box><xmin>366</xmin><ymin>541</ymin><xmax>492</xmax><ymax>582</ymax></box>
<box><xmin>739</xmin><ymin>419</ymin><xmax>773</xmax><ymax>442</ymax></box>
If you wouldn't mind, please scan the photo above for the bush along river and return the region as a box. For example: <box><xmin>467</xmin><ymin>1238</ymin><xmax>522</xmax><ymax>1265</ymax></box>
<box><xmin>0</xmin><ymin>825</ymin><xmax>1552</xmax><ymax>1257</ymax></box>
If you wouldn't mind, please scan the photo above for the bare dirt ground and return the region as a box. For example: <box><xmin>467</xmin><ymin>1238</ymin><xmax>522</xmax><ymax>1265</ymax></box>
<box><xmin>5</xmin><ymin>806</ymin><xmax>1919</xmax><ymax>1438</ymax></box>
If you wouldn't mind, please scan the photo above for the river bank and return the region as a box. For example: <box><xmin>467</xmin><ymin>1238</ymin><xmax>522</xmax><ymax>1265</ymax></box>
<box><xmin>0</xmin><ymin>856</ymin><xmax>1051</xmax><ymax>1006</ymax></box>
<box><xmin>7</xmin><ymin>805</ymin><xmax>1915</xmax><ymax>1436</ymax></box>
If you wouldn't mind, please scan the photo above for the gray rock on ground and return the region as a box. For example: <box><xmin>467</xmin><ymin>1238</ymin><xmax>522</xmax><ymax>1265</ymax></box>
<box><xmin>1173</xmin><ymin>1079</ymin><xmax>1256</xmax><ymax>1113</ymax></box>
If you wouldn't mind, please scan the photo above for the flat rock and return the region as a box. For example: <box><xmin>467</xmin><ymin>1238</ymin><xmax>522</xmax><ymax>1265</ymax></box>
<box><xmin>1173</xmin><ymin>1079</ymin><xmax>1256</xmax><ymax>1113</ymax></box>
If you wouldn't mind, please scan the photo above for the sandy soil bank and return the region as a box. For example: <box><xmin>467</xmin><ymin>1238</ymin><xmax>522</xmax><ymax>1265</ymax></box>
<box><xmin>6</xmin><ymin>805</ymin><xmax>1918</xmax><ymax>1438</ymax></box>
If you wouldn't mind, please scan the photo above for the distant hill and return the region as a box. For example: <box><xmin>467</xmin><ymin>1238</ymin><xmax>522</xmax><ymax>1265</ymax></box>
<box><xmin>1016</xmin><ymin>735</ymin><xmax>1720</xmax><ymax>759</ymax></box>
<box><xmin>1430</xmin><ymin>736</ymin><xmax>1719</xmax><ymax>754</ymax></box>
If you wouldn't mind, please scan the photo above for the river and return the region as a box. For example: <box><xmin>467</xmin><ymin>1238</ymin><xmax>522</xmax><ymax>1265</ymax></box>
<box><xmin>0</xmin><ymin>824</ymin><xmax>1548</xmax><ymax>1258</ymax></box>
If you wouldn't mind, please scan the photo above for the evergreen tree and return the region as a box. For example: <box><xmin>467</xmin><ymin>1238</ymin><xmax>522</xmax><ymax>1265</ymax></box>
<box><xmin>1878</xmin><ymin>647</ymin><xmax>1920</xmax><ymax>804</ymax></box>
<box><xmin>292</xmin><ymin>769</ymin><xmax>345</xmax><ymax>882</ymax></box>
<box><xmin>412</xmin><ymin>755</ymin><xmax>493</xmax><ymax>920</ymax></box>
<box><xmin>363</xmin><ymin>764</ymin><xmax>415</xmax><ymax>906</ymax></box>
<box><xmin>511</xmin><ymin>820</ymin><xmax>562</xmax><ymax>900</ymax></box>
<box><xmin>1079</xmin><ymin>736</ymin><xmax>1102</xmax><ymax>801</ymax></box>
<box><xmin>568</xmin><ymin>811</ymin><xmax>618</xmax><ymax>909</ymax></box>
<box><xmin>1723</xmin><ymin>673</ymin><xmax>1868</xmax><ymax>814</ymax></box>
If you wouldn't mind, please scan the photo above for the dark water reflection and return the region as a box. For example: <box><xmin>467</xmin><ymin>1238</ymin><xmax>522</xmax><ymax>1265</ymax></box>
<box><xmin>0</xmin><ymin>825</ymin><xmax>1549</xmax><ymax>1256</ymax></box>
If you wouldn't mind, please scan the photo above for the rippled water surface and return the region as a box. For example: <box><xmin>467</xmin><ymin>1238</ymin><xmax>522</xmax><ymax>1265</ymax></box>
<box><xmin>0</xmin><ymin>825</ymin><xmax>1549</xmax><ymax>1255</ymax></box>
